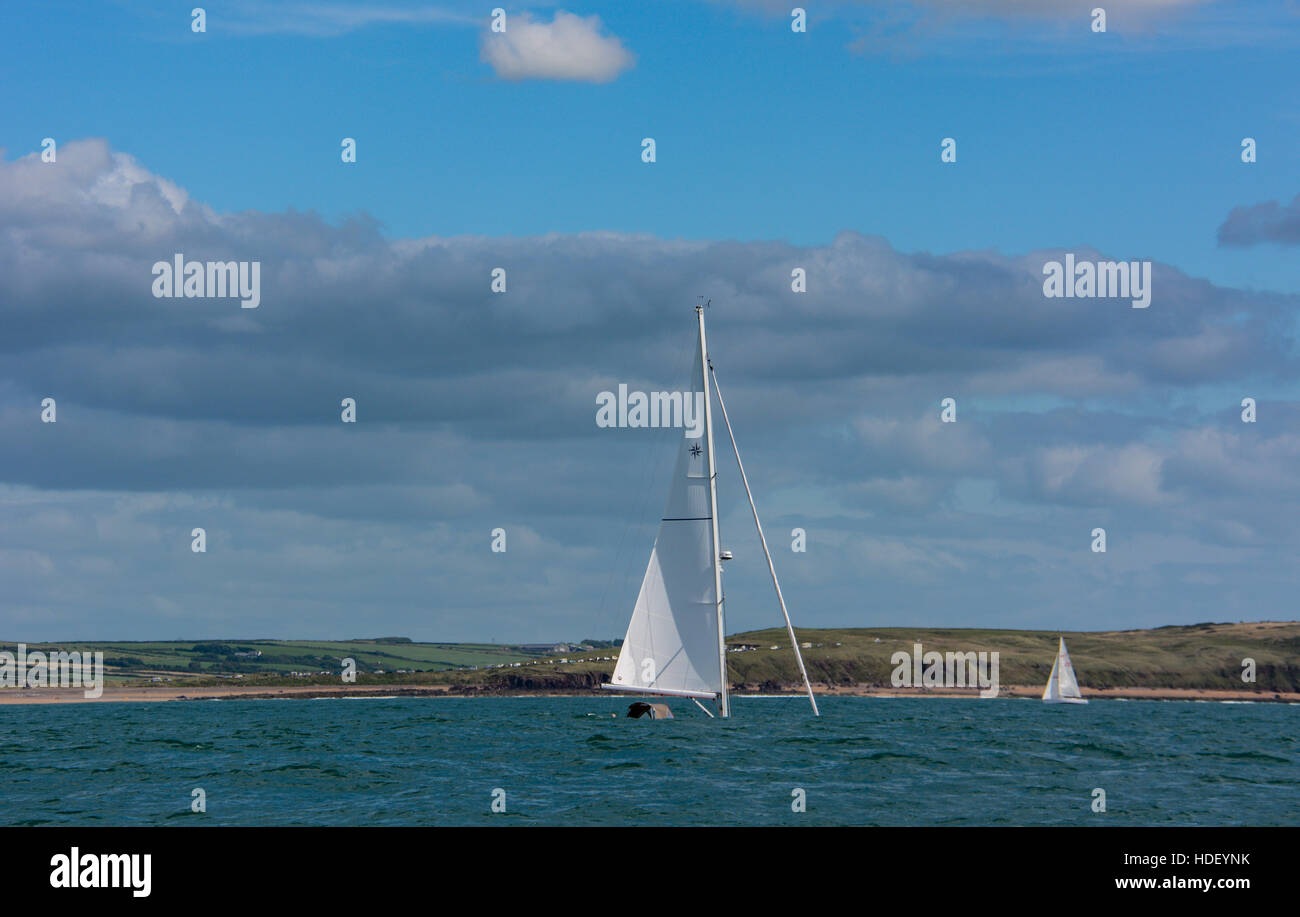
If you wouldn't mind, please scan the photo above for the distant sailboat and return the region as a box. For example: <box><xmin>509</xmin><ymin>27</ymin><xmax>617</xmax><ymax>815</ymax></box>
<box><xmin>601</xmin><ymin>304</ymin><xmax>819</xmax><ymax>719</ymax></box>
<box><xmin>1042</xmin><ymin>636</ymin><xmax>1087</xmax><ymax>705</ymax></box>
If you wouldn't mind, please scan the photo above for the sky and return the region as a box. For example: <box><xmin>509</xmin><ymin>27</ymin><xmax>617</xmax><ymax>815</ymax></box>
<box><xmin>1</xmin><ymin>0</ymin><xmax>1298</xmax><ymax>641</ymax></box>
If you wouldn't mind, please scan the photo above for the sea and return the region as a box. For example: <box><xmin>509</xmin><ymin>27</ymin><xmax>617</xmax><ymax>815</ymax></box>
<box><xmin>1</xmin><ymin>696</ymin><xmax>1295</xmax><ymax>826</ymax></box>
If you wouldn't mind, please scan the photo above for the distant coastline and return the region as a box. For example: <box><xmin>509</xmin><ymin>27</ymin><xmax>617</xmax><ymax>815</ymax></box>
<box><xmin>1</xmin><ymin>683</ymin><xmax>1297</xmax><ymax>705</ymax></box>
<box><xmin>3</xmin><ymin>621</ymin><xmax>1296</xmax><ymax>705</ymax></box>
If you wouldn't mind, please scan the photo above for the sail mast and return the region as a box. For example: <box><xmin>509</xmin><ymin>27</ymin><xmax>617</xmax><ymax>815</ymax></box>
<box><xmin>710</xmin><ymin>365</ymin><xmax>820</xmax><ymax>717</ymax></box>
<box><xmin>697</xmin><ymin>305</ymin><xmax>730</xmax><ymax>718</ymax></box>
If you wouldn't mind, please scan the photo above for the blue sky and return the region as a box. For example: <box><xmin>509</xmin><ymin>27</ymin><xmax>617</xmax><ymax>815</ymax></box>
<box><xmin>4</xmin><ymin>1</ymin><xmax>1297</xmax><ymax>292</ymax></box>
<box><xmin>1</xmin><ymin>1</ymin><xmax>1299</xmax><ymax>642</ymax></box>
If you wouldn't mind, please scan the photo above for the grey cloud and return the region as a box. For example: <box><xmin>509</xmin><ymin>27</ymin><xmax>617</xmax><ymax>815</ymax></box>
<box><xmin>3</xmin><ymin>139</ymin><xmax>1298</xmax><ymax>639</ymax></box>
<box><xmin>1218</xmin><ymin>193</ymin><xmax>1300</xmax><ymax>247</ymax></box>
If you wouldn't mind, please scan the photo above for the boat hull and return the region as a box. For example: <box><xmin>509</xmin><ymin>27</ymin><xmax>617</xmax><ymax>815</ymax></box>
<box><xmin>1043</xmin><ymin>696</ymin><xmax>1088</xmax><ymax>705</ymax></box>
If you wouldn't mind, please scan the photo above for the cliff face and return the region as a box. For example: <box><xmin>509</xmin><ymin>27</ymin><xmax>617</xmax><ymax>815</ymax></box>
<box><xmin>494</xmin><ymin>671</ymin><xmax>608</xmax><ymax>692</ymax></box>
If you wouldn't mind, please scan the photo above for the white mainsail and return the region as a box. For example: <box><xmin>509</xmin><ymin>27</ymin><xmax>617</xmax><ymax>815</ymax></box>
<box><xmin>1042</xmin><ymin>636</ymin><xmax>1087</xmax><ymax>704</ymax></box>
<box><xmin>605</xmin><ymin>337</ymin><xmax>723</xmax><ymax>702</ymax></box>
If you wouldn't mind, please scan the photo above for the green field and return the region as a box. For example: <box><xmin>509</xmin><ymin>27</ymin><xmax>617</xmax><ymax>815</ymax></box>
<box><xmin>0</xmin><ymin>637</ymin><xmax>575</xmax><ymax>684</ymax></box>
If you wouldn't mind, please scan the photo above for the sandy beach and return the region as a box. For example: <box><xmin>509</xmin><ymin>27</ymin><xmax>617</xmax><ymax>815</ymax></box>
<box><xmin>1</xmin><ymin>682</ymin><xmax>1296</xmax><ymax>705</ymax></box>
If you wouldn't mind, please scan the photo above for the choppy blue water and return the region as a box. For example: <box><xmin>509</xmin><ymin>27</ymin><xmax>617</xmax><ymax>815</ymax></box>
<box><xmin>1</xmin><ymin>696</ymin><xmax>1295</xmax><ymax>826</ymax></box>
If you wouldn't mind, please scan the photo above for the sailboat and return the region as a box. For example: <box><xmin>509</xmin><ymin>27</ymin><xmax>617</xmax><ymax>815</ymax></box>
<box><xmin>1042</xmin><ymin>636</ymin><xmax>1087</xmax><ymax>705</ymax></box>
<box><xmin>601</xmin><ymin>304</ymin><xmax>819</xmax><ymax>719</ymax></box>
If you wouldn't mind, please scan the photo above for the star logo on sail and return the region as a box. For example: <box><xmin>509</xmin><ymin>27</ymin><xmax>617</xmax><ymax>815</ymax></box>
<box><xmin>690</xmin><ymin>443</ymin><xmax>701</xmax><ymax>458</ymax></box>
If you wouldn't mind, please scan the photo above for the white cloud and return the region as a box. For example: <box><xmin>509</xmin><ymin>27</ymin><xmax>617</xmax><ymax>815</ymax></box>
<box><xmin>0</xmin><ymin>139</ymin><xmax>192</xmax><ymax>222</ymax></box>
<box><xmin>480</xmin><ymin>11</ymin><xmax>634</xmax><ymax>83</ymax></box>
<box><xmin>1032</xmin><ymin>443</ymin><xmax>1168</xmax><ymax>505</ymax></box>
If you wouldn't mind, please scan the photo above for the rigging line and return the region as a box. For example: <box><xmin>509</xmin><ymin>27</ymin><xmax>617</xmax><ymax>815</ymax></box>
<box><xmin>709</xmin><ymin>364</ymin><xmax>820</xmax><ymax>717</ymax></box>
